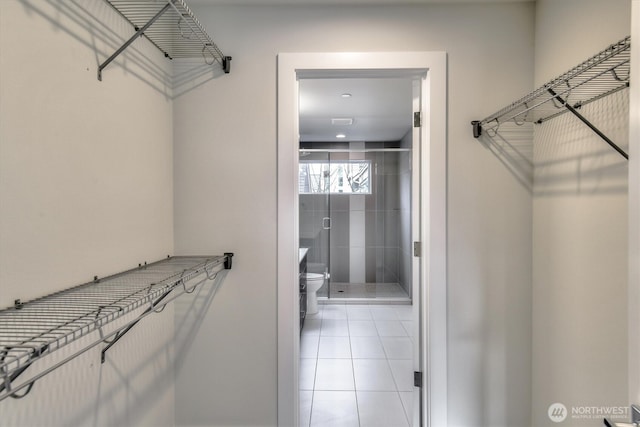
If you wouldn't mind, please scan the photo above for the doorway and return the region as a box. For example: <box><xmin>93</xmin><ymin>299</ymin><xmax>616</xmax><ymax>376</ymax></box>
<box><xmin>277</xmin><ymin>52</ymin><xmax>448</xmax><ymax>427</ymax></box>
<box><xmin>298</xmin><ymin>77</ymin><xmax>414</xmax><ymax>303</ymax></box>
<box><xmin>298</xmin><ymin>76</ymin><xmax>416</xmax><ymax>425</ymax></box>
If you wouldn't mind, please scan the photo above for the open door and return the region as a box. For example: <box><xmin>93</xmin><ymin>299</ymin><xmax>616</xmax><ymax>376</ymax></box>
<box><xmin>411</xmin><ymin>76</ymin><xmax>423</xmax><ymax>426</ymax></box>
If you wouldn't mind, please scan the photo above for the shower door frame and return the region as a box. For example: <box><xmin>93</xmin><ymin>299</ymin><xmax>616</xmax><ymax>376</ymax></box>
<box><xmin>277</xmin><ymin>51</ymin><xmax>448</xmax><ymax>427</ymax></box>
<box><xmin>300</xmin><ymin>147</ymin><xmax>410</xmax><ymax>301</ymax></box>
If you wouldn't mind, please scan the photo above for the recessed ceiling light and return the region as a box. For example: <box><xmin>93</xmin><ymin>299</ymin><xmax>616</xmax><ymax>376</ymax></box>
<box><xmin>336</xmin><ymin>133</ymin><xmax>346</xmax><ymax>139</ymax></box>
<box><xmin>341</xmin><ymin>93</ymin><xmax>352</xmax><ymax>98</ymax></box>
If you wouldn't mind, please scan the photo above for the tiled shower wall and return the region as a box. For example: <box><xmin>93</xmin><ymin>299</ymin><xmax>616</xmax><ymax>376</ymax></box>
<box><xmin>299</xmin><ymin>144</ymin><xmax>412</xmax><ymax>298</ymax></box>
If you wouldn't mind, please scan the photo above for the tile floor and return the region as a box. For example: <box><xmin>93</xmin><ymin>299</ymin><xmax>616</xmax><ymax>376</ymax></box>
<box><xmin>300</xmin><ymin>303</ymin><xmax>415</xmax><ymax>427</ymax></box>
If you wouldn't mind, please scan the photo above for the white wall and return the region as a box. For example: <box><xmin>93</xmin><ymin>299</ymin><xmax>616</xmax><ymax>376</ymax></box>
<box><xmin>173</xmin><ymin>3</ymin><xmax>535</xmax><ymax>426</ymax></box>
<box><xmin>0</xmin><ymin>0</ymin><xmax>175</xmax><ymax>425</ymax></box>
<box><xmin>531</xmin><ymin>1</ymin><xmax>631</xmax><ymax>426</ymax></box>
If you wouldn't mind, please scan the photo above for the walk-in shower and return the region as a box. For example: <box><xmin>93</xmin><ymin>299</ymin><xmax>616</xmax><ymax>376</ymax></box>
<box><xmin>298</xmin><ymin>142</ymin><xmax>412</xmax><ymax>301</ymax></box>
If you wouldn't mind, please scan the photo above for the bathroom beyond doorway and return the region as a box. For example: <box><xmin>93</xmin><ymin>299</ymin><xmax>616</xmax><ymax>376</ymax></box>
<box><xmin>277</xmin><ymin>51</ymin><xmax>448</xmax><ymax>426</ymax></box>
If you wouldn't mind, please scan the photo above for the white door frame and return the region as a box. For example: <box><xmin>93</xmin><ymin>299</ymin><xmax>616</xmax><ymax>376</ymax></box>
<box><xmin>276</xmin><ymin>51</ymin><xmax>448</xmax><ymax>426</ymax></box>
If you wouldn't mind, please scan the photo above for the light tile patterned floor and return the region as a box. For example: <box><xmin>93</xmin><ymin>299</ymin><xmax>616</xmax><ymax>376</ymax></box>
<box><xmin>300</xmin><ymin>303</ymin><xmax>415</xmax><ymax>427</ymax></box>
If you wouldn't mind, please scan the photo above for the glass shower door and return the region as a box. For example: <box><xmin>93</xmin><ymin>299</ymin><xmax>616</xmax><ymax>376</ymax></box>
<box><xmin>299</xmin><ymin>151</ymin><xmax>331</xmax><ymax>299</ymax></box>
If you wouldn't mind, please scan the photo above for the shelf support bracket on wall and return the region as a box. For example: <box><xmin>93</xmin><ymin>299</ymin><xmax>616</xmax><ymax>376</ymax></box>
<box><xmin>97</xmin><ymin>2</ymin><xmax>172</xmax><ymax>81</ymax></box>
<box><xmin>546</xmin><ymin>88</ymin><xmax>629</xmax><ymax>160</ymax></box>
<box><xmin>100</xmin><ymin>253</ymin><xmax>233</xmax><ymax>364</ymax></box>
<box><xmin>100</xmin><ymin>287</ymin><xmax>173</xmax><ymax>363</ymax></box>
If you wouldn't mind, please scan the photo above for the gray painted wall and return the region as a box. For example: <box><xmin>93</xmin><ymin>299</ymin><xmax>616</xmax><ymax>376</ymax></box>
<box><xmin>173</xmin><ymin>3</ymin><xmax>535</xmax><ymax>426</ymax></box>
<box><xmin>1</xmin><ymin>1</ymin><xmax>635</xmax><ymax>426</ymax></box>
<box><xmin>0</xmin><ymin>0</ymin><xmax>175</xmax><ymax>425</ymax></box>
<box><xmin>531</xmin><ymin>1</ymin><xmax>631</xmax><ymax>425</ymax></box>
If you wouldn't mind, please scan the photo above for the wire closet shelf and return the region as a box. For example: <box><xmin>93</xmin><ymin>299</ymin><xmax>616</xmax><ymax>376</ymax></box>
<box><xmin>0</xmin><ymin>254</ymin><xmax>233</xmax><ymax>402</ymax></box>
<box><xmin>99</xmin><ymin>0</ymin><xmax>231</xmax><ymax>79</ymax></box>
<box><xmin>472</xmin><ymin>35</ymin><xmax>630</xmax><ymax>158</ymax></box>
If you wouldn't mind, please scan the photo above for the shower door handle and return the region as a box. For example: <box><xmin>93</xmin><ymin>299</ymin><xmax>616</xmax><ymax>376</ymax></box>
<box><xmin>322</xmin><ymin>217</ymin><xmax>332</xmax><ymax>230</ymax></box>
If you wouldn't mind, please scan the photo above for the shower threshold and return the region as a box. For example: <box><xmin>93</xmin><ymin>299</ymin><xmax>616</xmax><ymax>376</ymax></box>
<box><xmin>317</xmin><ymin>282</ymin><xmax>410</xmax><ymax>304</ymax></box>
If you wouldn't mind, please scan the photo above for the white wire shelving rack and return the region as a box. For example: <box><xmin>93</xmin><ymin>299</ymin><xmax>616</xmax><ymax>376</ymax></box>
<box><xmin>99</xmin><ymin>0</ymin><xmax>231</xmax><ymax>80</ymax></box>
<box><xmin>472</xmin><ymin>36</ymin><xmax>631</xmax><ymax>160</ymax></box>
<box><xmin>0</xmin><ymin>253</ymin><xmax>233</xmax><ymax>401</ymax></box>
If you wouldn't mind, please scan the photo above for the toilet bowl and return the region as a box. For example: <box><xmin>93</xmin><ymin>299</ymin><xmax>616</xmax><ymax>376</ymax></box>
<box><xmin>304</xmin><ymin>273</ymin><xmax>325</xmax><ymax>314</ymax></box>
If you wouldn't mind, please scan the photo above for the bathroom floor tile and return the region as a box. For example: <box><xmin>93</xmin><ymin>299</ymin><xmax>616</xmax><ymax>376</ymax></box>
<box><xmin>388</xmin><ymin>359</ymin><xmax>414</xmax><ymax>392</ymax></box>
<box><xmin>318</xmin><ymin>336</ymin><xmax>351</xmax><ymax>358</ymax></box>
<box><xmin>299</xmin><ymin>358</ymin><xmax>317</xmax><ymax>390</ymax></box>
<box><xmin>353</xmin><ymin>359</ymin><xmax>397</xmax><ymax>391</ymax></box>
<box><xmin>302</xmin><ymin>318</ymin><xmax>322</xmax><ymax>336</ymax></box>
<box><xmin>300</xmin><ymin>334</ymin><xmax>320</xmax><ymax>359</ymax></box>
<box><xmin>348</xmin><ymin>320</ymin><xmax>378</xmax><ymax>337</ymax></box>
<box><xmin>346</xmin><ymin>305</ymin><xmax>372</xmax><ymax>320</ymax></box>
<box><xmin>380</xmin><ymin>336</ymin><xmax>413</xmax><ymax>360</ymax></box>
<box><xmin>399</xmin><ymin>391</ymin><xmax>414</xmax><ymax>424</ymax></box>
<box><xmin>300</xmin><ymin>302</ymin><xmax>415</xmax><ymax>426</ymax></box>
<box><xmin>314</xmin><ymin>359</ymin><xmax>355</xmax><ymax>391</ymax></box>
<box><xmin>350</xmin><ymin>336</ymin><xmax>386</xmax><ymax>359</ymax></box>
<box><xmin>356</xmin><ymin>391</ymin><xmax>409</xmax><ymax>427</ymax></box>
<box><xmin>374</xmin><ymin>320</ymin><xmax>408</xmax><ymax>337</ymax></box>
<box><xmin>369</xmin><ymin>306</ymin><xmax>399</xmax><ymax>321</ymax></box>
<box><xmin>321</xmin><ymin>319</ymin><xmax>350</xmax><ymax>337</ymax></box>
<box><xmin>401</xmin><ymin>320</ymin><xmax>413</xmax><ymax>337</ymax></box>
<box><xmin>321</xmin><ymin>304</ymin><xmax>348</xmax><ymax>320</ymax></box>
<box><xmin>300</xmin><ymin>390</ymin><xmax>313</xmax><ymax>427</ymax></box>
<box><xmin>310</xmin><ymin>391</ymin><xmax>359</xmax><ymax>427</ymax></box>
<box><xmin>394</xmin><ymin>305</ymin><xmax>413</xmax><ymax>321</ymax></box>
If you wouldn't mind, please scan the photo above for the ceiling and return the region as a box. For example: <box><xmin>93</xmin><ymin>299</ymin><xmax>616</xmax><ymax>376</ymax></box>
<box><xmin>299</xmin><ymin>78</ymin><xmax>414</xmax><ymax>143</ymax></box>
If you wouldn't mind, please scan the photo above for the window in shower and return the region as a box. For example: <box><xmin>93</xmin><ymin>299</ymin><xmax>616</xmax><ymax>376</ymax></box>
<box><xmin>299</xmin><ymin>160</ymin><xmax>371</xmax><ymax>194</ymax></box>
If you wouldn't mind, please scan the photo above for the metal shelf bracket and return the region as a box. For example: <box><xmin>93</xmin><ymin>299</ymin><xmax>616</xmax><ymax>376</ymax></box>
<box><xmin>99</xmin><ymin>252</ymin><xmax>233</xmax><ymax>363</ymax></box>
<box><xmin>98</xmin><ymin>2</ymin><xmax>172</xmax><ymax>81</ymax></box>
<box><xmin>546</xmin><ymin>88</ymin><xmax>628</xmax><ymax>159</ymax></box>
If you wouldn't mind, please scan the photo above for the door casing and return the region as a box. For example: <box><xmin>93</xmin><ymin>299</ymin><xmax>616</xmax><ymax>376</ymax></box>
<box><xmin>276</xmin><ymin>51</ymin><xmax>448</xmax><ymax>426</ymax></box>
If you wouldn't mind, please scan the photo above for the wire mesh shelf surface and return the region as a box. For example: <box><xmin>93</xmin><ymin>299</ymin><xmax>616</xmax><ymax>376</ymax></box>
<box><xmin>477</xmin><ymin>36</ymin><xmax>630</xmax><ymax>134</ymax></box>
<box><xmin>106</xmin><ymin>0</ymin><xmax>226</xmax><ymax>64</ymax></box>
<box><xmin>0</xmin><ymin>255</ymin><xmax>230</xmax><ymax>400</ymax></box>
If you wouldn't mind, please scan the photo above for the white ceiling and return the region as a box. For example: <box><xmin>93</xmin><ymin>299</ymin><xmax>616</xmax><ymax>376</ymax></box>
<box><xmin>299</xmin><ymin>77</ymin><xmax>413</xmax><ymax>142</ymax></box>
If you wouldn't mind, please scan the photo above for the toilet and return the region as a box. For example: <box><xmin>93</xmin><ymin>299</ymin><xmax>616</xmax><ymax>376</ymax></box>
<box><xmin>304</xmin><ymin>273</ymin><xmax>326</xmax><ymax>314</ymax></box>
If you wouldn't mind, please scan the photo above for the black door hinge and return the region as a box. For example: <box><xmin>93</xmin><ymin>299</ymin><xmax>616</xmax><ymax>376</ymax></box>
<box><xmin>414</xmin><ymin>371</ymin><xmax>423</xmax><ymax>388</ymax></box>
<box><xmin>414</xmin><ymin>112</ymin><xmax>421</xmax><ymax>128</ymax></box>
